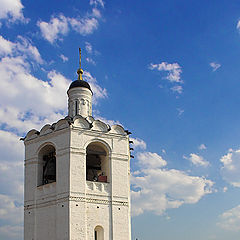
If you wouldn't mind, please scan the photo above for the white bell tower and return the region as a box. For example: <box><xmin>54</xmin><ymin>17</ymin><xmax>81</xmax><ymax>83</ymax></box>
<box><xmin>24</xmin><ymin>49</ymin><xmax>132</xmax><ymax>240</ymax></box>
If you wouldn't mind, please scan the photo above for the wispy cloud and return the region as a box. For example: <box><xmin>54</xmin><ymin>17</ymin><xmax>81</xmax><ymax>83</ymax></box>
<box><xmin>171</xmin><ymin>85</ymin><xmax>183</xmax><ymax>94</ymax></box>
<box><xmin>217</xmin><ymin>205</ymin><xmax>240</xmax><ymax>232</ymax></box>
<box><xmin>37</xmin><ymin>14</ymin><xmax>69</xmax><ymax>44</ymax></box>
<box><xmin>237</xmin><ymin>20</ymin><xmax>240</xmax><ymax>31</ymax></box>
<box><xmin>199</xmin><ymin>144</ymin><xmax>207</xmax><ymax>150</ymax></box>
<box><xmin>177</xmin><ymin>108</ymin><xmax>184</xmax><ymax>116</ymax></box>
<box><xmin>83</xmin><ymin>71</ymin><xmax>107</xmax><ymax>104</ymax></box>
<box><xmin>86</xmin><ymin>57</ymin><xmax>96</xmax><ymax>65</ymax></box>
<box><xmin>90</xmin><ymin>0</ymin><xmax>105</xmax><ymax>8</ymax></box>
<box><xmin>149</xmin><ymin>61</ymin><xmax>184</xmax><ymax>94</ymax></box>
<box><xmin>210</xmin><ymin>62</ymin><xmax>221</xmax><ymax>72</ymax></box>
<box><xmin>85</xmin><ymin>42</ymin><xmax>93</xmax><ymax>54</ymax></box>
<box><xmin>60</xmin><ymin>54</ymin><xmax>68</xmax><ymax>62</ymax></box>
<box><xmin>38</xmin><ymin>7</ymin><xmax>102</xmax><ymax>44</ymax></box>
<box><xmin>184</xmin><ymin>153</ymin><xmax>209</xmax><ymax>167</ymax></box>
<box><xmin>0</xmin><ymin>35</ymin><xmax>107</xmax><ymax>134</ymax></box>
<box><xmin>69</xmin><ymin>14</ymin><xmax>99</xmax><ymax>36</ymax></box>
<box><xmin>149</xmin><ymin>62</ymin><xmax>183</xmax><ymax>83</ymax></box>
<box><xmin>130</xmin><ymin>137</ymin><xmax>147</xmax><ymax>150</ymax></box>
<box><xmin>0</xmin><ymin>35</ymin><xmax>43</xmax><ymax>63</ymax></box>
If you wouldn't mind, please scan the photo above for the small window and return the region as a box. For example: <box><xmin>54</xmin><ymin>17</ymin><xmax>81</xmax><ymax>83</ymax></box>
<box><xmin>94</xmin><ymin>226</ymin><xmax>104</xmax><ymax>240</ymax></box>
<box><xmin>75</xmin><ymin>100</ymin><xmax>78</xmax><ymax>116</ymax></box>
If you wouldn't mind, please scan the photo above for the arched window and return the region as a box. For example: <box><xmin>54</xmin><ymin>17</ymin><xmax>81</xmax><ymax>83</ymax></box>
<box><xmin>86</xmin><ymin>142</ymin><xmax>109</xmax><ymax>183</ymax></box>
<box><xmin>38</xmin><ymin>144</ymin><xmax>56</xmax><ymax>186</ymax></box>
<box><xmin>94</xmin><ymin>225</ymin><xmax>104</xmax><ymax>240</ymax></box>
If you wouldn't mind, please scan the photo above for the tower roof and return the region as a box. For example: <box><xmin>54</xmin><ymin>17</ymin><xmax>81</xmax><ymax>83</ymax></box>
<box><xmin>68</xmin><ymin>80</ymin><xmax>92</xmax><ymax>92</ymax></box>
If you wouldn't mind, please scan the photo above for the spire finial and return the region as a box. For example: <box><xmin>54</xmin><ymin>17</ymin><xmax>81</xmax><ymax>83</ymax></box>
<box><xmin>77</xmin><ymin>48</ymin><xmax>83</xmax><ymax>80</ymax></box>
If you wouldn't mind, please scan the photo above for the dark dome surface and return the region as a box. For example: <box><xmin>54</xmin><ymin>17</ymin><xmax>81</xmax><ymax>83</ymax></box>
<box><xmin>68</xmin><ymin>80</ymin><xmax>92</xmax><ymax>92</ymax></box>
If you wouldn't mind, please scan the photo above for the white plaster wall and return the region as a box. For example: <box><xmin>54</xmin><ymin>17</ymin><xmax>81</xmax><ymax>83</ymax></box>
<box><xmin>86</xmin><ymin>203</ymin><xmax>111</xmax><ymax>240</ymax></box>
<box><xmin>112</xmin><ymin>205</ymin><xmax>130</xmax><ymax>240</ymax></box>
<box><xmin>69</xmin><ymin>201</ymin><xmax>86</xmax><ymax>240</ymax></box>
<box><xmin>69</xmin><ymin>127</ymin><xmax>131</xmax><ymax>240</ymax></box>
<box><xmin>35</xmin><ymin>205</ymin><xmax>56</xmax><ymax>239</ymax></box>
<box><xmin>24</xmin><ymin>124</ymin><xmax>131</xmax><ymax>240</ymax></box>
<box><xmin>68</xmin><ymin>88</ymin><xmax>92</xmax><ymax>118</ymax></box>
<box><xmin>24</xmin><ymin>128</ymin><xmax>71</xmax><ymax>240</ymax></box>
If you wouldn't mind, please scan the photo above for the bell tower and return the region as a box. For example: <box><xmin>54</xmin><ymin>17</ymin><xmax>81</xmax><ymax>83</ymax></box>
<box><xmin>24</xmin><ymin>49</ymin><xmax>132</xmax><ymax>240</ymax></box>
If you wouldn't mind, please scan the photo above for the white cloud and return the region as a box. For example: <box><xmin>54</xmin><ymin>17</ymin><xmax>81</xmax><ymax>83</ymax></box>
<box><xmin>0</xmin><ymin>55</ymin><xmax>69</xmax><ymax>133</ymax></box>
<box><xmin>83</xmin><ymin>71</ymin><xmax>107</xmax><ymax>104</ymax></box>
<box><xmin>217</xmin><ymin>205</ymin><xmax>240</xmax><ymax>232</ymax></box>
<box><xmin>37</xmin><ymin>14</ymin><xmax>69</xmax><ymax>44</ymax></box>
<box><xmin>184</xmin><ymin>153</ymin><xmax>209</xmax><ymax>167</ymax></box>
<box><xmin>210</xmin><ymin>62</ymin><xmax>221</xmax><ymax>72</ymax></box>
<box><xmin>171</xmin><ymin>85</ymin><xmax>183</xmax><ymax>94</ymax></box>
<box><xmin>0</xmin><ymin>35</ymin><xmax>43</xmax><ymax>63</ymax></box>
<box><xmin>69</xmin><ymin>16</ymin><xmax>98</xmax><ymax>36</ymax></box>
<box><xmin>149</xmin><ymin>62</ymin><xmax>183</xmax><ymax>83</ymax></box>
<box><xmin>0</xmin><ymin>36</ymin><xmax>15</xmax><ymax>55</ymax></box>
<box><xmin>0</xmin><ymin>130</ymin><xmax>24</xmax><ymax>239</ymax></box>
<box><xmin>86</xmin><ymin>57</ymin><xmax>96</xmax><ymax>65</ymax></box>
<box><xmin>177</xmin><ymin>108</ymin><xmax>184</xmax><ymax>116</ymax></box>
<box><xmin>15</xmin><ymin>36</ymin><xmax>43</xmax><ymax>64</ymax></box>
<box><xmin>199</xmin><ymin>144</ymin><xmax>207</xmax><ymax>150</ymax></box>
<box><xmin>85</xmin><ymin>42</ymin><xmax>98</xmax><ymax>65</ymax></box>
<box><xmin>220</xmin><ymin>148</ymin><xmax>240</xmax><ymax>187</ymax></box>
<box><xmin>131</xmin><ymin>151</ymin><xmax>214</xmax><ymax>216</ymax></box>
<box><xmin>130</xmin><ymin>137</ymin><xmax>147</xmax><ymax>150</ymax></box>
<box><xmin>94</xmin><ymin>115</ymin><xmax>121</xmax><ymax>126</ymax></box>
<box><xmin>0</xmin><ymin>0</ymin><xmax>26</xmax><ymax>24</ymax></box>
<box><xmin>38</xmin><ymin>8</ymin><xmax>102</xmax><ymax>44</ymax></box>
<box><xmin>92</xmin><ymin>8</ymin><xmax>102</xmax><ymax>19</ymax></box>
<box><xmin>237</xmin><ymin>20</ymin><xmax>240</xmax><ymax>30</ymax></box>
<box><xmin>0</xmin><ymin>35</ymin><xmax>106</xmax><ymax>135</ymax></box>
<box><xmin>85</xmin><ymin>42</ymin><xmax>93</xmax><ymax>54</ymax></box>
<box><xmin>60</xmin><ymin>54</ymin><xmax>68</xmax><ymax>62</ymax></box>
<box><xmin>90</xmin><ymin>0</ymin><xmax>105</xmax><ymax>8</ymax></box>
<box><xmin>137</xmin><ymin>152</ymin><xmax>167</xmax><ymax>168</ymax></box>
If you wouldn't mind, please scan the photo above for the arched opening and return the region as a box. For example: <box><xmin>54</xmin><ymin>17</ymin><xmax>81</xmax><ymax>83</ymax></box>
<box><xmin>38</xmin><ymin>144</ymin><xmax>56</xmax><ymax>186</ymax></box>
<box><xmin>86</xmin><ymin>142</ymin><xmax>109</xmax><ymax>183</ymax></box>
<box><xmin>94</xmin><ymin>225</ymin><xmax>104</xmax><ymax>240</ymax></box>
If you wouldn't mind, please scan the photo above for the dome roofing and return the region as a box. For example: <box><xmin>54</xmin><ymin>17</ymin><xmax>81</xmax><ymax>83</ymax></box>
<box><xmin>68</xmin><ymin>80</ymin><xmax>92</xmax><ymax>93</ymax></box>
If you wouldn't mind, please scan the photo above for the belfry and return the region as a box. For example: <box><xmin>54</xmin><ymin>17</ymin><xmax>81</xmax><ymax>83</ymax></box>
<box><xmin>23</xmin><ymin>49</ymin><xmax>132</xmax><ymax>240</ymax></box>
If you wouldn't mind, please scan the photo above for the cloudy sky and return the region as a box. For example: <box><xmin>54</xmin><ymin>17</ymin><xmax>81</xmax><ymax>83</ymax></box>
<box><xmin>1</xmin><ymin>0</ymin><xmax>240</xmax><ymax>239</ymax></box>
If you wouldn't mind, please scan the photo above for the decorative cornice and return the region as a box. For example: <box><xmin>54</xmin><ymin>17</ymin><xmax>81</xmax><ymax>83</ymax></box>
<box><xmin>24</xmin><ymin>195</ymin><xmax>129</xmax><ymax>210</ymax></box>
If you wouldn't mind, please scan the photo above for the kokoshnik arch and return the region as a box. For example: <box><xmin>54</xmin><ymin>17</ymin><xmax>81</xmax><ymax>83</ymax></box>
<box><xmin>23</xmin><ymin>49</ymin><xmax>132</xmax><ymax>240</ymax></box>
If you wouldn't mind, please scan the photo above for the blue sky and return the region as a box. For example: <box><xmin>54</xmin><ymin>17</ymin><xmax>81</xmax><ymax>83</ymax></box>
<box><xmin>0</xmin><ymin>0</ymin><xmax>240</xmax><ymax>239</ymax></box>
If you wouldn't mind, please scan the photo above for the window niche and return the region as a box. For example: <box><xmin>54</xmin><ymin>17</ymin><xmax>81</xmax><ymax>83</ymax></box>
<box><xmin>94</xmin><ymin>225</ymin><xmax>104</xmax><ymax>240</ymax></box>
<box><xmin>86</xmin><ymin>142</ymin><xmax>109</xmax><ymax>183</ymax></box>
<box><xmin>38</xmin><ymin>145</ymin><xmax>56</xmax><ymax>186</ymax></box>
